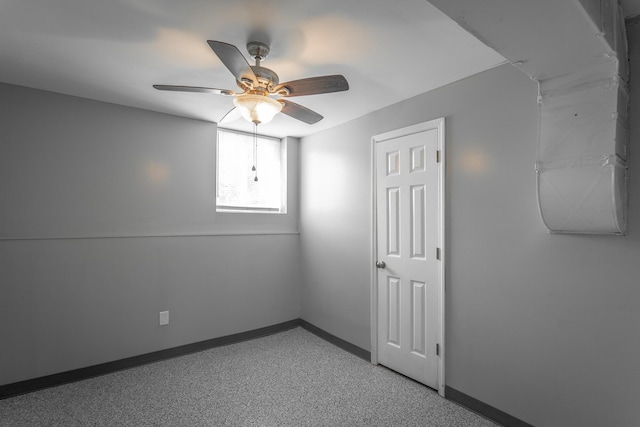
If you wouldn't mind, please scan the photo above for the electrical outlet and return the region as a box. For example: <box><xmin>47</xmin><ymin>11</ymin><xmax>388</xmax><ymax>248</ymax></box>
<box><xmin>159</xmin><ymin>311</ymin><xmax>169</xmax><ymax>326</ymax></box>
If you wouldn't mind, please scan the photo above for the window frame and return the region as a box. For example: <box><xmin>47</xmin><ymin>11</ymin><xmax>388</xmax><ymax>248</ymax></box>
<box><xmin>215</xmin><ymin>127</ymin><xmax>287</xmax><ymax>214</ymax></box>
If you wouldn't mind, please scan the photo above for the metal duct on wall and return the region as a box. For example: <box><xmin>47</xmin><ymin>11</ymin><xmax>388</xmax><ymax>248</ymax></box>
<box><xmin>427</xmin><ymin>0</ymin><xmax>630</xmax><ymax>234</ymax></box>
<box><xmin>536</xmin><ymin>0</ymin><xmax>629</xmax><ymax>234</ymax></box>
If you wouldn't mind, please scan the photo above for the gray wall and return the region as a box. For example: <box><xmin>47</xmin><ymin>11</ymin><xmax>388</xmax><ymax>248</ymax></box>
<box><xmin>0</xmin><ymin>83</ymin><xmax>299</xmax><ymax>237</ymax></box>
<box><xmin>299</xmin><ymin>28</ymin><xmax>640</xmax><ymax>427</ymax></box>
<box><xmin>0</xmin><ymin>84</ymin><xmax>300</xmax><ymax>385</ymax></box>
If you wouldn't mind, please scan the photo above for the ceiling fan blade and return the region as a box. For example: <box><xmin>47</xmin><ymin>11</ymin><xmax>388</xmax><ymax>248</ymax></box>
<box><xmin>207</xmin><ymin>40</ymin><xmax>257</xmax><ymax>83</ymax></box>
<box><xmin>280</xmin><ymin>100</ymin><xmax>323</xmax><ymax>124</ymax></box>
<box><xmin>219</xmin><ymin>107</ymin><xmax>242</xmax><ymax>124</ymax></box>
<box><xmin>274</xmin><ymin>75</ymin><xmax>349</xmax><ymax>97</ymax></box>
<box><xmin>153</xmin><ymin>85</ymin><xmax>235</xmax><ymax>95</ymax></box>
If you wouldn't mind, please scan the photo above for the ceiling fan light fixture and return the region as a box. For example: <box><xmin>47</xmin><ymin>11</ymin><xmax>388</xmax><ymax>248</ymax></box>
<box><xmin>154</xmin><ymin>40</ymin><xmax>349</xmax><ymax>125</ymax></box>
<box><xmin>233</xmin><ymin>94</ymin><xmax>282</xmax><ymax>124</ymax></box>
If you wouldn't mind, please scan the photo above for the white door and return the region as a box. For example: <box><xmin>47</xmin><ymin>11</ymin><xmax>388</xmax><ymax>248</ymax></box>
<box><xmin>373</xmin><ymin>119</ymin><xmax>444</xmax><ymax>392</ymax></box>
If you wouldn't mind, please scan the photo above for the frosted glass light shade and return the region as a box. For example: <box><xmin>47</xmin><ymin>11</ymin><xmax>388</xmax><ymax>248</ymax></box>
<box><xmin>233</xmin><ymin>94</ymin><xmax>283</xmax><ymax>124</ymax></box>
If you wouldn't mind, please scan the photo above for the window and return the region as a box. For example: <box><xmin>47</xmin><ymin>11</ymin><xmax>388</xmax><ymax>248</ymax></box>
<box><xmin>216</xmin><ymin>128</ymin><xmax>286</xmax><ymax>213</ymax></box>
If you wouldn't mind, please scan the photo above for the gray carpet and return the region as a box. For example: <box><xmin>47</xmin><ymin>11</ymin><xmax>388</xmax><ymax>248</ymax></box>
<box><xmin>0</xmin><ymin>327</ymin><xmax>498</xmax><ymax>426</ymax></box>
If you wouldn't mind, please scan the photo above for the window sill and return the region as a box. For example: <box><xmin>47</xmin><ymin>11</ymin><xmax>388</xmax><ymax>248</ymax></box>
<box><xmin>216</xmin><ymin>207</ymin><xmax>286</xmax><ymax>214</ymax></box>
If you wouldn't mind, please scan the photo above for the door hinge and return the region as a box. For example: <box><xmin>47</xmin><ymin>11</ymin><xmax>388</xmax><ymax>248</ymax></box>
<box><xmin>436</xmin><ymin>247</ymin><xmax>441</xmax><ymax>260</ymax></box>
<box><xmin>436</xmin><ymin>150</ymin><xmax>441</xmax><ymax>163</ymax></box>
<box><xmin>436</xmin><ymin>343</ymin><xmax>440</xmax><ymax>356</ymax></box>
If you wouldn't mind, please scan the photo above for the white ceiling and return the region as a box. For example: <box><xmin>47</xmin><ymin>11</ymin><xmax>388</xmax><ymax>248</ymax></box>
<box><xmin>1</xmin><ymin>1</ymin><xmax>638</xmax><ymax>138</ymax></box>
<box><xmin>621</xmin><ymin>0</ymin><xmax>640</xmax><ymax>18</ymax></box>
<box><xmin>0</xmin><ymin>0</ymin><xmax>507</xmax><ymax>138</ymax></box>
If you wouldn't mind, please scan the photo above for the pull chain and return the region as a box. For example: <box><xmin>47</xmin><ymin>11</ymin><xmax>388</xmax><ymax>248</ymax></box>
<box><xmin>252</xmin><ymin>122</ymin><xmax>259</xmax><ymax>182</ymax></box>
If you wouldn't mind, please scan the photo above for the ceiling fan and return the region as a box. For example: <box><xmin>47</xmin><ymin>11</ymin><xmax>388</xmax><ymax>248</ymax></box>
<box><xmin>153</xmin><ymin>40</ymin><xmax>349</xmax><ymax>125</ymax></box>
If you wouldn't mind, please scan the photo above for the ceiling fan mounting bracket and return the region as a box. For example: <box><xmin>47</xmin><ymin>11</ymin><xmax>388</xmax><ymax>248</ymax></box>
<box><xmin>247</xmin><ymin>41</ymin><xmax>270</xmax><ymax>61</ymax></box>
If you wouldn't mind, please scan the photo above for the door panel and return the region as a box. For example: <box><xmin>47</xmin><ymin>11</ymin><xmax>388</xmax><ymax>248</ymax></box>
<box><xmin>376</xmin><ymin>128</ymin><xmax>440</xmax><ymax>389</ymax></box>
<box><xmin>387</xmin><ymin>187</ymin><xmax>400</xmax><ymax>256</ymax></box>
<box><xmin>387</xmin><ymin>276</ymin><xmax>401</xmax><ymax>347</ymax></box>
<box><xmin>411</xmin><ymin>280</ymin><xmax>426</xmax><ymax>356</ymax></box>
<box><xmin>411</xmin><ymin>185</ymin><xmax>426</xmax><ymax>259</ymax></box>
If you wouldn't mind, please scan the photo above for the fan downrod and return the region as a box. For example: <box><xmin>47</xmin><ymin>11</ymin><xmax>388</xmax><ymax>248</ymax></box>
<box><xmin>245</xmin><ymin>41</ymin><xmax>279</xmax><ymax>89</ymax></box>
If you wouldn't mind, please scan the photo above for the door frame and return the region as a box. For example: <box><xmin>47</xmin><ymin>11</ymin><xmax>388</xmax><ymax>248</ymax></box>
<box><xmin>370</xmin><ymin>118</ymin><xmax>446</xmax><ymax>397</ymax></box>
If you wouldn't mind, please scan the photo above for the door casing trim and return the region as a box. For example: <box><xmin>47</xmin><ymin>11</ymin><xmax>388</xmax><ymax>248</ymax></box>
<box><xmin>370</xmin><ymin>117</ymin><xmax>446</xmax><ymax>397</ymax></box>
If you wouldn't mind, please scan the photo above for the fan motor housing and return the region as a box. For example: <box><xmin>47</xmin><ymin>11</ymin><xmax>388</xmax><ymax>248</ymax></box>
<box><xmin>252</xmin><ymin>66</ymin><xmax>279</xmax><ymax>85</ymax></box>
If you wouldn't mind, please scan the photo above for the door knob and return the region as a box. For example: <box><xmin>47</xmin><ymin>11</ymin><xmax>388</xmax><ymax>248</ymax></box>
<box><xmin>376</xmin><ymin>261</ymin><xmax>386</xmax><ymax>269</ymax></box>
